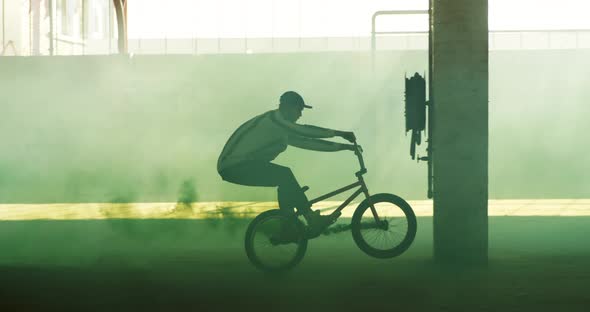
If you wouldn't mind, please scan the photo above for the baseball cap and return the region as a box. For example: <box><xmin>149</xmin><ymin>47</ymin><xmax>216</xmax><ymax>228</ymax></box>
<box><xmin>279</xmin><ymin>91</ymin><xmax>313</xmax><ymax>109</ymax></box>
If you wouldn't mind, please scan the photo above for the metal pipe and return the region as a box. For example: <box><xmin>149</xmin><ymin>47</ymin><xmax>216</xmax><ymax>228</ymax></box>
<box><xmin>2</xmin><ymin>0</ymin><xmax>6</xmax><ymax>49</ymax></box>
<box><xmin>2</xmin><ymin>0</ymin><xmax>5</xmax><ymax>49</ymax></box>
<box><xmin>374</xmin><ymin>30</ymin><xmax>429</xmax><ymax>35</ymax></box>
<box><xmin>298</xmin><ymin>0</ymin><xmax>301</xmax><ymax>50</ymax></box>
<box><xmin>113</xmin><ymin>0</ymin><xmax>127</xmax><ymax>54</ymax></box>
<box><xmin>371</xmin><ymin>9</ymin><xmax>435</xmax><ymax>196</ymax></box>
<box><xmin>374</xmin><ymin>28</ymin><xmax>590</xmax><ymax>35</ymax></box>
<box><xmin>271</xmin><ymin>0</ymin><xmax>275</xmax><ymax>51</ymax></box>
<box><xmin>124</xmin><ymin>0</ymin><xmax>127</xmax><ymax>50</ymax></box>
<box><xmin>109</xmin><ymin>0</ymin><xmax>112</xmax><ymax>53</ymax></box>
<box><xmin>490</xmin><ymin>28</ymin><xmax>590</xmax><ymax>33</ymax></box>
<box><xmin>371</xmin><ymin>7</ymin><xmax>590</xmax><ymax>70</ymax></box>
<box><xmin>48</xmin><ymin>0</ymin><xmax>53</xmax><ymax>55</ymax></box>
<box><xmin>82</xmin><ymin>0</ymin><xmax>85</xmax><ymax>55</ymax></box>
<box><xmin>55</xmin><ymin>1</ymin><xmax>58</xmax><ymax>55</ymax></box>
<box><xmin>31</xmin><ymin>0</ymin><xmax>43</xmax><ymax>55</ymax></box>
<box><xmin>29</xmin><ymin>0</ymin><xmax>32</xmax><ymax>56</ymax></box>
<box><xmin>371</xmin><ymin>10</ymin><xmax>428</xmax><ymax>57</ymax></box>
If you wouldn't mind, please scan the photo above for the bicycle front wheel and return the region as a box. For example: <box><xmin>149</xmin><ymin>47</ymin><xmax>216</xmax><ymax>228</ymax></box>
<box><xmin>244</xmin><ymin>209</ymin><xmax>308</xmax><ymax>272</ymax></box>
<box><xmin>351</xmin><ymin>193</ymin><xmax>417</xmax><ymax>259</ymax></box>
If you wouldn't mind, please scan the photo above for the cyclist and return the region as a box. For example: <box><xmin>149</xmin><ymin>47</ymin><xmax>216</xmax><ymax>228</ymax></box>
<box><xmin>217</xmin><ymin>91</ymin><xmax>356</xmax><ymax>236</ymax></box>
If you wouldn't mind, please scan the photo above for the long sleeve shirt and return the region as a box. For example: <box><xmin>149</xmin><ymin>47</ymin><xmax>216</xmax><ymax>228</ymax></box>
<box><xmin>217</xmin><ymin>109</ymin><xmax>345</xmax><ymax>173</ymax></box>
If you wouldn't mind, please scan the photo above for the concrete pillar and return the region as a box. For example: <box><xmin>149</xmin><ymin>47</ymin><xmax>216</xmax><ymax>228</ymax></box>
<box><xmin>432</xmin><ymin>0</ymin><xmax>489</xmax><ymax>265</ymax></box>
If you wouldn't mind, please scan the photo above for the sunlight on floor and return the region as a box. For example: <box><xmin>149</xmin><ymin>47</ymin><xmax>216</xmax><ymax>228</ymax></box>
<box><xmin>1</xmin><ymin>199</ymin><xmax>589</xmax><ymax>221</ymax></box>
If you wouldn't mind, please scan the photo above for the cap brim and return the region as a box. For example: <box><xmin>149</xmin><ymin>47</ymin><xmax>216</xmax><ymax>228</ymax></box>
<box><xmin>303</xmin><ymin>104</ymin><xmax>313</xmax><ymax>109</ymax></box>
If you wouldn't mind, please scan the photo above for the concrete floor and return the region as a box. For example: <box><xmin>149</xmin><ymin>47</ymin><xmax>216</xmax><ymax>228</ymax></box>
<box><xmin>0</xmin><ymin>200</ymin><xmax>589</xmax><ymax>311</ymax></box>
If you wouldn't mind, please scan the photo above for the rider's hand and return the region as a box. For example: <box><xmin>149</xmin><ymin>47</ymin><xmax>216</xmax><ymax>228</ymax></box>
<box><xmin>339</xmin><ymin>131</ymin><xmax>356</xmax><ymax>143</ymax></box>
<box><xmin>344</xmin><ymin>144</ymin><xmax>355</xmax><ymax>151</ymax></box>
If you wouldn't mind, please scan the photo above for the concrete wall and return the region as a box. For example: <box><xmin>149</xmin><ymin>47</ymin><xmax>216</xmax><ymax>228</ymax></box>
<box><xmin>0</xmin><ymin>50</ymin><xmax>589</xmax><ymax>203</ymax></box>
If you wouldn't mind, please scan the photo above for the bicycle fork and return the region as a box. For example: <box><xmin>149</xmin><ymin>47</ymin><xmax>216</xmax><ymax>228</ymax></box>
<box><xmin>359</xmin><ymin>176</ymin><xmax>381</xmax><ymax>223</ymax></box>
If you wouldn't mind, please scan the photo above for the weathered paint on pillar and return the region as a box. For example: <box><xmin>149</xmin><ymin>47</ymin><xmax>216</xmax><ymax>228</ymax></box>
<box><xmin>432</xmin><ymin>0</ymin><xmax>489</xmax><ymax>265</ymax></box>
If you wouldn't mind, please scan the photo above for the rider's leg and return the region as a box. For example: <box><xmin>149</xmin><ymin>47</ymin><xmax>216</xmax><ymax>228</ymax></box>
<box><xmin>275</xmin><ymin>167</ymin><xmax>311</xmax><ymax>214</ymax></box>
<box><xmin>220</xmin><ymin>161</ymin><xmax>310</xmax><ymax>213</ymax></box>
<box><xmin>270</xmin><ymin>166</ymin><xmax>334</xmax><ymax>234</ymax></box>
<box><xmin>221</xmin><ymin>161</ymin><xmax>331</xmax><ymax>238</ymax></box>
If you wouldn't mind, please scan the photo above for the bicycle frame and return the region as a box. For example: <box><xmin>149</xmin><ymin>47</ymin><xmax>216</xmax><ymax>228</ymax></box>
<box><xmin>307</xmin><ymin>142</ymin><xmax>381</xmax><ymax>222</ymax></box>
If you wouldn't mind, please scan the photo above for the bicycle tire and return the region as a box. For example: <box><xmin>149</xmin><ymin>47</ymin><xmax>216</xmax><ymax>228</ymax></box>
<box><xmin>351</xmin><ymin>193</ymin><xmax>417</xmax><ymax>259</ymax></box>
<box><xmin>244</xmin><ymin>209</ymin><xmax>308</xmax><ymax>272</ymax></box>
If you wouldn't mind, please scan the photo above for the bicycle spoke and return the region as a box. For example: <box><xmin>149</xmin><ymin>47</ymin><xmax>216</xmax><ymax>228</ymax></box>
<box><xmin>350</xmin><ymin>196</ymin><xmax>416</xmax><ymax>259</ymax></box>
<box><xmin>365</xmin><ymin>228</ymin><xmax>380</xmax><ymax>242</ymax></box>
<box><xmin>357</xmin><ymin>203</ymin><xmax>411</xmax><ymax>251</ymax></box>
<box><xmin>248</xmin><ymin>214</ymin><xmax>305</xmax><ymax>270</ymax></box>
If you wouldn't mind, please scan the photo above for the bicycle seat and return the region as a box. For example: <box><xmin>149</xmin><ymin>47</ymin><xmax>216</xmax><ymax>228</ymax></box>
<box><xmin>301</xmin><ymin>186</ymin><xmax>309</xmax><ymax>193</ymax></box>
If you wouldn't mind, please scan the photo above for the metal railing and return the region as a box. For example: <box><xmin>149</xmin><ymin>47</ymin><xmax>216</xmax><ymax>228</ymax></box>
<box><xmin>371</xmin><ymin>10</ymin><xmax>429</xmax><ymax>55</ymax></box>
<box><xmin>370</xmin><ymin>9</ymin><xmax>590</xmax><ymax>52</ymax></box>
<box><xmin>1</xmin><ymin>31</ymin><xmax>589</xmax><ymax>56</ymax></box>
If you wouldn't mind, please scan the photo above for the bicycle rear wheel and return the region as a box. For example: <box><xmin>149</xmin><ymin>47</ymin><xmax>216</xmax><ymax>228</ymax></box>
<box><xmin>244</xmin><ymin>209</ymin><xmax>308</xmax><ymax>272</ymax></box>
<box><xmin>351</xmin><ymin>193</ymin><xmax>417</xmax><ymax>258</ymax></box>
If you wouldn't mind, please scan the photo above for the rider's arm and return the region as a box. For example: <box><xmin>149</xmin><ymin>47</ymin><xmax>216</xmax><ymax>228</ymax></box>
<box><xmin>288</xmin><ymin>135</ymin><xmax>352</xmax><ymax>152</ymax></box>
<box><xmin>270</xmin><ymin>110</ymin><xmax>338</xmax><ymax>138</ymax></box>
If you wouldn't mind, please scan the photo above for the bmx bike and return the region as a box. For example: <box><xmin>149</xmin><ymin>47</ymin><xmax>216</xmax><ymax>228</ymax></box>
<box><xmin>244</xmin><ymin>141</ymin><xmax>417</xmax><ymax>272</ymax></box>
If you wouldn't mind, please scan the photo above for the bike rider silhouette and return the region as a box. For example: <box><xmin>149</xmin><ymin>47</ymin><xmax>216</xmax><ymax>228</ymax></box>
<box><xmin>217</xmin><ymin>91</ymin><xmax>357</xmax><ymax>236</ymax></box>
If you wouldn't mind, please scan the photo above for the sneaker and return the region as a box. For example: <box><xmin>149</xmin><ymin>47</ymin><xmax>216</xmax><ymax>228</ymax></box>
<box><xmin>304</xmin><ymin>210</ymin><xmax>334</xmax><ymax>238</ymax></box>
